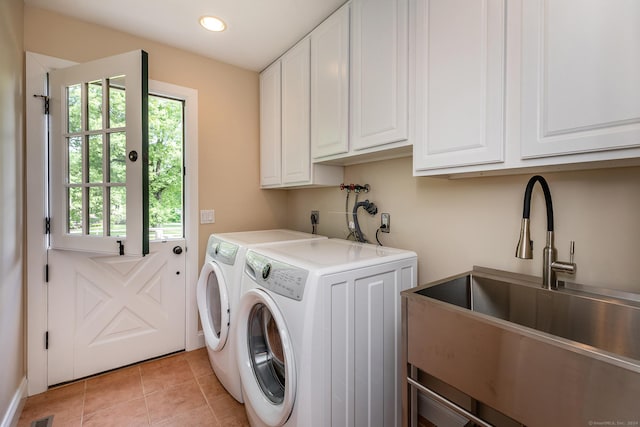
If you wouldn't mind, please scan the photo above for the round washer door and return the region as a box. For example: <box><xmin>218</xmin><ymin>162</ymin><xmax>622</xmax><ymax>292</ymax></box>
<box><xmin>237</xmin><ymin>289</ymin><xmax>296</xmax><ymax>427</ymax></box>
<box><xmin>196</xmin><ymin>261</ymin><xmax>230</xmax><ymax>351</ymax></box>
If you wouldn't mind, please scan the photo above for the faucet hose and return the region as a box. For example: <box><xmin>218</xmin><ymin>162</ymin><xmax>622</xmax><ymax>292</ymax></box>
<box><xmin>522</xmin><ymin>175</ymin><xmax>554</xmax><ymax>232</ymax></box>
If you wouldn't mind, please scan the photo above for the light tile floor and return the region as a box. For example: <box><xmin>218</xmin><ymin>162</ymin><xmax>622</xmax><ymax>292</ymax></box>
<box><xmin>18</xmin><ymin>348</ymin><xmax>249</xmax><ymax>426</ymax></box>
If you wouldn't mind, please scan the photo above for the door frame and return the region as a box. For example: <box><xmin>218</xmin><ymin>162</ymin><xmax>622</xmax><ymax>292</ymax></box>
<box><xmin>25</xmin><ymin>52</ymin><xmax>202</xmax><ymax>395</ymax></box>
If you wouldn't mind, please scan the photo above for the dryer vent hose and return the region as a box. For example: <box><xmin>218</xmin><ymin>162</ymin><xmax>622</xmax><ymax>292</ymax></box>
<box><xmin>352</xmin><ymin>200</ymin><xmax>378</xmax><ymax>243</ymax></box>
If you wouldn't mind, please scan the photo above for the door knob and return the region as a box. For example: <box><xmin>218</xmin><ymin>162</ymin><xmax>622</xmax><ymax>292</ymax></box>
<box><xmin>172</xmin><ymin>246</ymin><xmax>183</xmax><ymax>255</ymax></box>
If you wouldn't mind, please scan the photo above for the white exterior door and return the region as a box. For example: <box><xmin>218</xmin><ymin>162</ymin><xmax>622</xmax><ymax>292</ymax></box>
<box><xmin>47</xmin><ymin>241</ymin><xmax>186</xmax><ymax>385</ymax></box>
<box><xmin>44</xmin><ymin>51</ymin><xmax>187</xmax><ymax>385</ymax></box>
<box><xmin>26</xmin><ymin>52</ymin><xmax>199</xmax><ymax>394</ymax></box>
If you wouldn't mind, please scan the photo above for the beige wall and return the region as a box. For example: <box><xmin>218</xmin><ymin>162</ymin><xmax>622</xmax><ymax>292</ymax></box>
<box><xmin>0</xmin><ymin>0</ymin><xmax>25</xmax><ymax>419</ymax></box>
<box><xmin>287</xmin><ymin>157</ymin><xmax>640</xmax><ymax>293</ymax></box>
<box><xmin>24</xmin><ymin>5</ymin><xmax>289</xmax><ymax>264</ymax></box>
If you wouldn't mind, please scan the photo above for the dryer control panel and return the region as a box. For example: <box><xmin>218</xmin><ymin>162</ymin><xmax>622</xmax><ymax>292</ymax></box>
<box><xmin>245</xmin><ymin>251</ymin><xmax>308</xmax><ymax>301</ymax></box>
<box><xmin>207</xmin><ymin>236</ymin><xmax>239</xmax><ymax>265</ymax></box>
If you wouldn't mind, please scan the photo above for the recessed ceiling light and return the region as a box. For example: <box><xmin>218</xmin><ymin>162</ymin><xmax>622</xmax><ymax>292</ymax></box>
<box><xmin>200</xmin><ymin>16</ymin><xmax>227</xmax><ymax>32</ymax></box>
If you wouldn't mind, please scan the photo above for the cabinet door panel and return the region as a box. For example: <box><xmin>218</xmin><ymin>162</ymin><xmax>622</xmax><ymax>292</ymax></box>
<box><xmin>260</xmin><ymin>62</ymin><xmax>282</xmax><ymax>186</ymax></box>
<box><xmin>311</xmin><ymin>5</ymin><xmax>350</xmax><ymax>159</ymax></box>
<box><xmin>282</xmin><ymin>39</ymin><xmax>311</xmax><ymax>184</ymax></box>
<box><xmin>413</xmin><ymin>0</ymin><xmax>506</xmax><ymax>170</ymax></box>
<box><xmin>521</xmin><ymin>0</ymin><xmax>640</xmax><ymax>158</ymax></box>
<box><xmin>351</xmin><ymin>0</ymin><xmax>408</xmax><ymax>150</ymax></box>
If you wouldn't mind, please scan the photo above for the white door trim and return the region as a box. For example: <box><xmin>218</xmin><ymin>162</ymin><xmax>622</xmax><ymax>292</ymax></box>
<box><xmin>25</xmin><ymin>52</ymin><xmax>201</xmax><ymax>395</ymax></box>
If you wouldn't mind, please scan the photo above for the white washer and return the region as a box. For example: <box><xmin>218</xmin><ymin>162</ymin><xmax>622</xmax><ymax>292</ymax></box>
<box><xmin>196</xmin><ymin>229</ymin><xmax>326</xmax><ymax>403</ymax></box>
<box><xmin>236</xmin><ymin>238</ymin><xmax>417</xmax><ymax>427</ymax></box>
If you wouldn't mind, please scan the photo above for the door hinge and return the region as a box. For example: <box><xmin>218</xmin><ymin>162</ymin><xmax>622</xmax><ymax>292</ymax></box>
<box><xmin>45</xmin><ymin>217</ymin><xmax>51</xmax><ymax>234</ymax></box>
<box><xmin>45</xmin><ymin>264</ymin><xmax>49</xmax><ymax>283</ymax></box>
<box><xmin>33</xmin><ymin>94</ymin><xmax>50</xmax><ymax>115</ymax></box>
<box><xmin>45</xmin><ymin>331</ymin><xmax>49</xmax><ymax>350</ymax></box>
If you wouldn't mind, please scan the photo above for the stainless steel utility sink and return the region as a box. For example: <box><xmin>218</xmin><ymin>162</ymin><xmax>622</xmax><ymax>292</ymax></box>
<box><xmin>402</xmin><ymin>267</ymin><xmax>640</xmax><ymax>426</ymax></box>
<box><xmin>418</xmin><ymin>269</ymin><xmax>640</xmax><ymax>361</ymax></box>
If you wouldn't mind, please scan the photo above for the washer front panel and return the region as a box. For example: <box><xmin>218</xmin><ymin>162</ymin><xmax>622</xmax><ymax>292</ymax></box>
<box><xmin>245</xmin><ymin>251</ymin><xmax>309</xmax><ymax>301</ymax></box>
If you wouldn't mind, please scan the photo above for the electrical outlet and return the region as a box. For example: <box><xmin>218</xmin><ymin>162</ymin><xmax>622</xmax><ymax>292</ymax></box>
<box><xmin>381</xmin><ymin>213</ymin><xmax>390</xmax><ymax>233</ymax></box>
<box><xmin>311</xmin><ymin>210</ymin><xmax>319</xmax><ymax>225</ymax></box>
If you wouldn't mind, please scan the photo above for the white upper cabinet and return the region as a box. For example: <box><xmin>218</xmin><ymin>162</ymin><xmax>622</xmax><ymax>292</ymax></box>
<box><xmin>281</xmin><ymin>39</ymin><xmax>312</xmax><ymax>184</ymax></box>
<box><xmin>260</xmin><ymin>61</ymin><xmax>282</xmax><ymax>187</ymax></box>
<box><xmin>311</xmin><ymin>4</ymin><xmax>350</xmax><ymax>159</ymax></box>
<box><xmin>520</xmin><ymin>0</ymin><xmax>640</xmax><ymax>158</ymax></box>
<box><xmin>414</xmin><ymin>0</ymin><xmax>640</xmax><ymax>177</ymax></box>
<box><xmin>350</xmin><ymin>0</ymin><xmax>409</xmax><ymax>151</ymax></box>
<box><xmin>260</xmin><ymin>38</ymin><xmax>344</xmax><ymax>189</ymax></box>
<box><xmin>413</xmin><ymin>0</ymin><xmax>506</xmax><ymax>171</ymax></box>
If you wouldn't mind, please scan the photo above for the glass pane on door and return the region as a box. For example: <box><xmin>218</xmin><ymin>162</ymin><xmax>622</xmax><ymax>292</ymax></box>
<box><xmin>148</xmin><ymin>95</ymin><xmax>184</xmax><ymax>240</ymax></box>
<box><xmin>63</xmin><ymin>76</ymin><xmax>130</xmax><ymax>238</ymax></box>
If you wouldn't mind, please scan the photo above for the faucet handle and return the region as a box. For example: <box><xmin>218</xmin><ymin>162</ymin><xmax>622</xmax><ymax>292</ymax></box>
<box><xmin>569</xmin><ymin>241</ymin><xmax>575</xmax><ymax>264</ymax></box>
<box><xmin>551</xmin><ymin>241</ymin><xmax>576</xmax><ymax>275</ymax></box>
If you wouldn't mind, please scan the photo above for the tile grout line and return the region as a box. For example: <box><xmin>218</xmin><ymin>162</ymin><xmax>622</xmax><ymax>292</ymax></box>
<box><xmin>138</xmin><ymin>365</ymin><xmax>152</xmax><ymax>426</ymax></box>
<box><xmin>187</xmin><ymin>351</ymin><xmax>221</xmax><ymax>425</ymax></box>
<box><xmin>80</xmin><ymin>379</ymin><xmax>87</xmax><ymax>426</ymax></box>
<box><xmin>187</xmin><ymin>350</ymin><xmax>228</xmax><ymax>426</ymax></box>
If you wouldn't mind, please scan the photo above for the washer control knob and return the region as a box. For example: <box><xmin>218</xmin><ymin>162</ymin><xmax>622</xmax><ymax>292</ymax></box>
<box><xmin>214</xmin><ymin>243</ymin><xmax>220</xmax><ymax>255</ymax></box>
<box><xmin>262</xmin><ymin>263</ymin><xmax>272</xmax><ymax>280</ymax></box>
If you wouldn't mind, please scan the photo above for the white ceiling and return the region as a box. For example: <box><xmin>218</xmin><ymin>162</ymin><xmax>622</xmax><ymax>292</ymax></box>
<box><xmin>24</xmin><ymin>0</ymin><xmax>346</xmax><ymax>71</ymax></box>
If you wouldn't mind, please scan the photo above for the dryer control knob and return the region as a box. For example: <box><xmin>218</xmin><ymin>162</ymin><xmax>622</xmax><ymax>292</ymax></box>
<box><xmin>262</xmin><ymin>263</ymin><xmax>272</xmax><ymax>280</ymax></box>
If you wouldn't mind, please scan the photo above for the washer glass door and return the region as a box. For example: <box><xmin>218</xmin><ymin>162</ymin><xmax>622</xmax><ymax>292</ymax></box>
<box><xmin>249</xmin><ymin>303</ymin><xmax>287</xmax><ymax>403</ymax></box>
<box><xmin>196</xmin><ymin>262</ymin><xmax>230</xmax><ymax>351</ymax></box>
<box><xmin>238</xmin><ymin>289</ymin><xmax>296</xmax><ymax>426</ymax></box>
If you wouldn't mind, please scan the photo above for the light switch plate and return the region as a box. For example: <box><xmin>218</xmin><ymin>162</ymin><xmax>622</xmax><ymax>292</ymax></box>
<box><xmin>200</xmin><ymin>209</ymin><xmax>215</xmax><ymax>224</ymax></box>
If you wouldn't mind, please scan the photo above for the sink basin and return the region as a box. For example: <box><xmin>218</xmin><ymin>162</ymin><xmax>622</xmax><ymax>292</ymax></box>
<box><xmin>402</xmin><ymin>267</ymin><xmax>640</xmax><ymax>426</ymax></box>
<box><xmin>418</xmin><ymin>269</ymin><xmax>640</xmax><ymax>361</ymax></box>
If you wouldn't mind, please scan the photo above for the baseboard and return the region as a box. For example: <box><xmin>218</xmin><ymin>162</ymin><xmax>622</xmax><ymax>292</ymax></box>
<box><xmin>1</xmin><ymin>377</ymin><xmax>27</xmax><ymax>427</ymax></box>
<box><xmin>418</xmin><ymin>392</ymin><xmax>468</xmax><ymax>427</ymax></box>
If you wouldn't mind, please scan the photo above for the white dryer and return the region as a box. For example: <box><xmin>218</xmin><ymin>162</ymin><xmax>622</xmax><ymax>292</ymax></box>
<box><xmin>235</xmin><ymin>238</ymin><xmax>417</xmax><ymax>427</ymax></box>
<box><xmin>196</xmin><ymin>229</ymin><xmax>326</xmax><ymax>403</ymax></box>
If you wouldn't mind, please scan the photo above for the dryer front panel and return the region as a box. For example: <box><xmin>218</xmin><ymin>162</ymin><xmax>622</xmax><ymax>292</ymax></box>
<box><xmin>196</xmin><ymin>261</ymin><xmax>230</xmax><ymax>351</ymax></box>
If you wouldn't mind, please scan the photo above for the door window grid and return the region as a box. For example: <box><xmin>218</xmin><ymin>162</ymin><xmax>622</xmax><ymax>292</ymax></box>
<box><xmin>64</xmin><ymin>77</ymin><xmax>127</xmax><ymax>237</ymax></box>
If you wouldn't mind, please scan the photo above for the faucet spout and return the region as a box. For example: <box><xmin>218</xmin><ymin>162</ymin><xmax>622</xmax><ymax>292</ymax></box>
<box><xmin>516</xmin><ymin>175</ymin><xmax>553</xmax><ymax>259</ymax></box>
<box><xmin>515</xmin><ymin>175</ymin><xmax>576</xmax><ymax>289</ymax></box>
